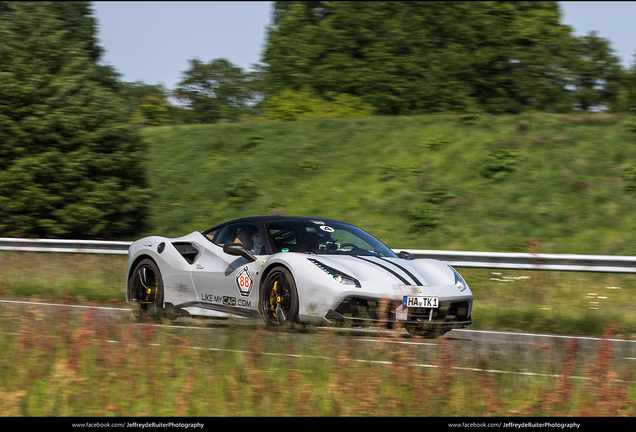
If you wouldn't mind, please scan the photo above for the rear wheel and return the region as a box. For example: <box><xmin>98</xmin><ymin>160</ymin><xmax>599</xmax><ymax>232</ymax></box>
<box><xmin>260</xmin><ymin>266</ymin><xmax>299</xmax><ymax>328</ymax></box>
<box><xmin>128</xmin><ymin>259</ymin><xmax>164</xmax><ymax>322</ymax></box>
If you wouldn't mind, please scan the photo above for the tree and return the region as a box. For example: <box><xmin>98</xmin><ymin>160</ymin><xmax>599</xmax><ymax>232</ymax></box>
<box><xmin>0</xmin><ymin>2</ymin><xmax>149</xmax><ymax>239</ymax></box>
<box><xmin>119</xmin><ymin>81</ymin><xmax>176</xmax><ymax>125</ymax></box>
<box><xmin>567</xmin><ymin>32</ymin><xmax>624</xmax><ymax>111</ymax></box>
<box><xmin>263</xmin><ymin>1</ymin><xmax>613</xmax><ymax>115</ymax></box>
<box><xmin>173</xmin><ymin>58</ymin><xmax>263</xmax><ymax>123</ymax></box>
<box><xmin>49</xmin><ymin>1</ymin><xmax>103</xmax><ymax>62</ymax></box>
<box><xmin>623</xmin><ymin>54</ymin><xmax>636</xmax><ymax>112</ymax></box>
<box><xmin>498</xmin><ymin>1</ymin><xmax>576</xmax><ymax>112</ymax></box>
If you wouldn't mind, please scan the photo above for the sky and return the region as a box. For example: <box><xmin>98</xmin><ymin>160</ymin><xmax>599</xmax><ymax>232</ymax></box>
<box><xmin>92</xmin><ymin>1</ymin><xmax>636</xmax><ymax>92</ymax></box>
<box><xmin>92</xmin><ymin>1</ymin><xmax>273</xmax><ymax>90</ymax></box>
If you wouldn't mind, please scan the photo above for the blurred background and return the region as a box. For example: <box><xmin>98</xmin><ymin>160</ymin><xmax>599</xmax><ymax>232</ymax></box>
<box><xmin>2</xmin><ymin>1</ymin><xmax>636</xmax><ymax>253</ymax></box>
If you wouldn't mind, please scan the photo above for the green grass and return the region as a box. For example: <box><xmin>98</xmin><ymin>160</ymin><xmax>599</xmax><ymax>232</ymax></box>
<box><xmin>463</xmin><ymin>268</ymin><xmax>636</xmax><ymax>337</ymax></box>
<box><xmin>139</xmin><ymin>113</ymin><xmax>636</xmax><ymax>257</ymax></box>
<box><xmin>0</xmin><ymin>251</ymin><xmax>127</xmax><ymax>306</ymax></box>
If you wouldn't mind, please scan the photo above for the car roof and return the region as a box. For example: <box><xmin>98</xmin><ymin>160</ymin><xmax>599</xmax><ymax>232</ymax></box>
<box><xmin>202</xmin><ymin>215</ymin><xmax>348</xmax><ymax>233</ymax></box>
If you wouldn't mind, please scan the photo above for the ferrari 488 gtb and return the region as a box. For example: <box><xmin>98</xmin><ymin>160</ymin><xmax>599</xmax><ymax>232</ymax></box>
<box><xmin>126</xmin><ymin>215</ymin><xmax>472</xmax><ymax>337</ymax></box>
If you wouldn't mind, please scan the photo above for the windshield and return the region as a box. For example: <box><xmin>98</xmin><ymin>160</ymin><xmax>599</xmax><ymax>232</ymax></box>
<box><xmin>266</xmin><ymin>220</ymin><xmax>397</xmax><ymax>257</ymax></box>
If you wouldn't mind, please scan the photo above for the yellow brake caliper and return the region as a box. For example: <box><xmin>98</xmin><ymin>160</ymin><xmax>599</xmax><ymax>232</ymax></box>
<box><xmin>146</xmin><ymin>280</ymin><xmax>157</xmax><ymax>298</ymax></box>
<box><xmin>270</xmin><ymin>280</ymin><xmax>278</xmax><ymax>317</ymax></box>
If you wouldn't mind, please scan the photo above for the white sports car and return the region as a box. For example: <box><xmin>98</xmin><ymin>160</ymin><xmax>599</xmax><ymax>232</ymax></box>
<box><xmin>126</xmin><ymin>215</ymin><xmax>473</xmax><ymax>337</ymax></box>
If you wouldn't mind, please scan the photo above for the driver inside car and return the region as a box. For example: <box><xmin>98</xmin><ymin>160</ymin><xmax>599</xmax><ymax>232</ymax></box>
<box><xmin>234</xmin><ymin>225</ymin><xmax>264</xmax><ymax>254</ymax></box>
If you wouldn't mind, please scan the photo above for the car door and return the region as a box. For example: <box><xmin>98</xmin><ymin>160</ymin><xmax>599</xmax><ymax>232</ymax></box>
<box><xmin>191</xmin><ymin>222</ymin><xmax>264</xmax><ymax>316</ymax></box>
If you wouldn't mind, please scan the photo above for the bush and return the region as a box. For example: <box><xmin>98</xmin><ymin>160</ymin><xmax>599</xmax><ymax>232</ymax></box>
<box><xmin>377</xmin><ymin>164</ymin><xmax>400</xmax><ymax>181</ymax></box>
<box><xmin>458</xmin><ymin>110</ymin><xmax>480</xmax><ymax>125</ymax></box>
<box><xmin>481</xmin><ymin>149</ymin><xmax>521</xmax><ymax>181</ymax></box>
<box><xmin>241</xmin><ymin>136</ymin><xmax>264</xmax><ymax>150</ymax></box>
<box><xmin>134</xmin><ymin>95</ymin><xmax>174</xmax><ymax>126</ymax></box>
<box><xmin>624</xmin><ymin>119</ymin><xmax>636</xmax><ymax>133</ymax></box>
<box><xmin>225</xmin><ymin>178</ymin><xmax>258</xmax><ymax>204</ymax></box>
<box><xmin>623</xmin><ymin>167</ymin><xmax>636</xmax><ymax>192</ymax></box>
<box><xmin>424</xmin><ymin>138</ymin><xmax>449</xmax><ymax>150</ymax></box>
<box><xmin>407</xmin><ymin>202</ymin><xmax>443</xmax><ymax>231</ymax></box>
<box><xmin>263</xmin><ymin>88</ymin><xmax>375</xmax><ymax>121</ymax></box>
<box><xmin>406</xmin><ymin>189</ymin><xmax>452</xmax><ymax>231</ymax></box>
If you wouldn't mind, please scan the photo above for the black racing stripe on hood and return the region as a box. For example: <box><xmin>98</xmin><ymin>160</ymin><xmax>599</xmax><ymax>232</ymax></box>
<box><xmin>353</xmin><ymin>256</ymin><xmax>411</xmax><ymax>285</ymax></box>
<box><xmin>377</xmin><ymin>257</ymin><xmax>423</xmax><ymax>286</ymax></box>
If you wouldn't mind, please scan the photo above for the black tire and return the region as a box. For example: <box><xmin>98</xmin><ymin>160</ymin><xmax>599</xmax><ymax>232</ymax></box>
<box><xmin>260</xmin><ymin>266</ymin><xmax>299</xmax><ymax>328</ymax></box>
<box><xmin>128</xmin><ymin>258</ymin><xmax>164</xmax><ymax>322</ymax></box>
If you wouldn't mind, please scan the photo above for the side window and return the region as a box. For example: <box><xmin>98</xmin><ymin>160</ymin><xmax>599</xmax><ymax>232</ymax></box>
<box><xmin>213</xmin><ymin>225</ymin><xmax>238</xmax><ymax>247</ymax></box>
<box><xmin>268</xmin><ymin>226</ymin><xmax>299</xmax><ymax>252</ymax></box>
<box><xmin>214</xmin><ymin>222</ymin><xmax>265</xmax><ymax>254</ymax></box>
<box><xmin>205</xmin><ymin>229</ymin><xmax>218</xmax><ymax>242</ymax></box>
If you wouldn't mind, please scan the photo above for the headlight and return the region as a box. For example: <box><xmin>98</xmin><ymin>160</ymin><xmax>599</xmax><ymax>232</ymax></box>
<box><xmin>308</xmin><ymin>259</ymin><xmax>361</xmax><ymax>287</ymax></box>
<box><xmin>449</xmin><ymin>265</ymin><xmax>468</xmax><ymax>292</ymax></box>
<box><xmin>334</xmin><ymin>274</ymin><xmax>359</xmax><ymax>286</ymax></box>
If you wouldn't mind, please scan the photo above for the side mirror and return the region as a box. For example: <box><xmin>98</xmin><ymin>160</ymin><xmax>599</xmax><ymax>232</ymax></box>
<box><xmin>398</xmin><ymin>251</ymin><xmax>414</xmax><ymax>260</ymax></box>
<box><xmin>223</xmin><ymin>243</ymin><xmax>257</xmax><ymax>262</ymax></box>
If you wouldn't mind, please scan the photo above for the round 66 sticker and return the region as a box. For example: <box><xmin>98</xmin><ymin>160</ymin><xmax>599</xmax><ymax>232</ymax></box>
<box><xmin>236</xmin><ymin>266</ymin><xmax>253</xmax><ymax>297</ymax></box>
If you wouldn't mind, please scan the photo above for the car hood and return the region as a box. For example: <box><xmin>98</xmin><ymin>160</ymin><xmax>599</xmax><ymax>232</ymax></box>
<box><xmin>304</xmin><ymin>254</ymin><xmax>459</xmax><ymax>288</ymax></box>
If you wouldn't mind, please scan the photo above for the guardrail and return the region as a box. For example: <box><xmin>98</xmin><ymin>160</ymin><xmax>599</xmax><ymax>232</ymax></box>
<box><xmin>396</xmin><ymin>249</ymin><xmax>636</xmax><ymax>273</ymax></box>
<box><xmin>0</xmin><ymin>238</ymin><xmax>130</xmax><ymax>255</ymax></box>
<box><xmin>2</xmin><ymin>237</ymin><xmax>636</xmax><ymax>273</ymax></box>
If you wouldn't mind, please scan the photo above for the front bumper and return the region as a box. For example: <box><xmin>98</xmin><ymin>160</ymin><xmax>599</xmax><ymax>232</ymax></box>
<box><xmin>325</xmin><ymin>296</ymin><xmax>472</xmax><ymax>329</ymax></box>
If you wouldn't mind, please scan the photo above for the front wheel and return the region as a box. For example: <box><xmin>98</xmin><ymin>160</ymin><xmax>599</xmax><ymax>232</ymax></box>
<box><xmin>128</xmin><ymin>259</ymin><xmax>164</xmax><ymax>322</ymax></box>
<box><xmin>260</xmin><ymin>266</ymin><xmax>299</xmax><ymax>328</ymax></box>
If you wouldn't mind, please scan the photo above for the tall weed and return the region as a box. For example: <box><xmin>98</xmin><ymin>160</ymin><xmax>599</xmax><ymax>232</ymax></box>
<box><xmin>0</xmin><ymin>309</ymin><xmax>633</xmax><ymax>417</ymax></box>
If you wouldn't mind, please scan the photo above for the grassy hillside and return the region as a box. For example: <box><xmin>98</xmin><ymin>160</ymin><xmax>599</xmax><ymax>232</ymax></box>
<box><xmin>140</xmin><ymin>112</ymin><xmax>636</xmax><ymax>256</ymax></box>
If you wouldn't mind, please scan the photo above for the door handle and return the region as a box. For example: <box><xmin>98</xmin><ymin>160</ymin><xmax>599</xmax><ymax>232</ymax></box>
<box><xmin>196</xmin><ymin>263</ymin><xmax>204</xmax><ymax>269</ymax></box>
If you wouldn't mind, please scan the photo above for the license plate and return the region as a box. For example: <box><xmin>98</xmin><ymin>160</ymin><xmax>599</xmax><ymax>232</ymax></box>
<box><xmin>403</xmin><ymin>296</ymin><xmax>438</xmax><ymax>308</ymax></box>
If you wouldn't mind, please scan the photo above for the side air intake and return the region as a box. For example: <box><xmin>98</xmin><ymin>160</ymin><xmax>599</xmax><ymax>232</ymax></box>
<box><xmin>172</xmin><ymin>242</ymin><xmax>199</xmax><ymax>264</ymax></box>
